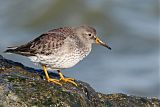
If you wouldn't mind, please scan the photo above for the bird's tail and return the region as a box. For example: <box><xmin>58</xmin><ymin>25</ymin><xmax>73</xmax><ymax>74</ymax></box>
<box><xmin>4</xmin><ymin>46</ymin><xmax>18</xmax><ymax>53</ymax></box>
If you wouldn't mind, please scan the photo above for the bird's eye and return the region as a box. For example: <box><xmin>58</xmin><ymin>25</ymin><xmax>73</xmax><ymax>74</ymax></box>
<box><xmin>88</xmin><ymin>34</ymin><xmax>92</xmax><ymax>36</ymax></box>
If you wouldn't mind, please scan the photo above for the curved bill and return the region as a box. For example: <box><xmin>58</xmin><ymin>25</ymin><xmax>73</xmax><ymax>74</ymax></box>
<box><xmin>96</xmin><ymin>37</ymin><xmax>111</xmax><ymax>50</ymax></box>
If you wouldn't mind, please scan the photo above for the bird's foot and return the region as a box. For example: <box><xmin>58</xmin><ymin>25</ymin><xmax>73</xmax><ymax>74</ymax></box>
<box><xmin>47</xmin><ymin>78</ymin><xmax>62</xmax><ymax>86</ymax></box>
<box><xmin>60</xmin><ymin>77</ymin><xmax>77</xmax><ymax>86</ymax></box>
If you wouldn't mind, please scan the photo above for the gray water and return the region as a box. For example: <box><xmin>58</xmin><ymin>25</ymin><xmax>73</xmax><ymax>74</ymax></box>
<box><xmin>0</xmin><ymin>0</ymin><xmax>159</xmax><ymax>98</ymax></box>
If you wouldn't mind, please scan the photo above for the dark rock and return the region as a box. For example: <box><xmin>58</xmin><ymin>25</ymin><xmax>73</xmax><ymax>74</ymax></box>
<box><xmin>0</xmin><ymin>55</ymin><xmax>159</xmax><ymax>107</ymax></box>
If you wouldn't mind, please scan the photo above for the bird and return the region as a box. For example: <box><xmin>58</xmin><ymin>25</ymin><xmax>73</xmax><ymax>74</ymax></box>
<box><xmin>5</xmin><ymin>25</ymin><xmax>111</xmax><ymax>86</ymax></box>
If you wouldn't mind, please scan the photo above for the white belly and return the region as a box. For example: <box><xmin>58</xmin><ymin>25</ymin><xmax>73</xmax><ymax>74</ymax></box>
<box><xmin>28</xmin><ymin>43</ymin><xmax>92</xmax><ymax>69</ymax></box>
<box><xmin>28</xmin><ymin>51</ymin><xmax>88</xmax><ymax>69</ymax></box>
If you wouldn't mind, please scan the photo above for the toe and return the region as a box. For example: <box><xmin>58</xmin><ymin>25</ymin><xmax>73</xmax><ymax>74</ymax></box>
<box><xmin>67</xmin><ymin>80</ymin><xmax>78</xmax><ymax>86</ymax></box>
<box><xmin>48</xmin><ymin>78</ymin><xmax>62</xmax><ymax>86</ymax></box>
<box><xmin>60</xmin><ymin>78</ymin><xmax>77</xmax><ymax>86</ymax></box>
<box><xmin>66</xmin><ymin>78</ymin><xmax>75</xmax><ymax>81</ymax></box>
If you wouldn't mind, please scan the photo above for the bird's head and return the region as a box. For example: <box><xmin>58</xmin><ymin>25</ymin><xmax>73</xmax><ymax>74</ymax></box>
<box><xmin>75</xmin><ymin>25</ymin><xmax>111</xmax><ymax>50</ymax></box>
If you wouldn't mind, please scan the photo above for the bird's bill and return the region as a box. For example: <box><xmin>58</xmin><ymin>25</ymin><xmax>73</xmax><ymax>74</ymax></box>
<box><xmin>95</xmin><ymin>37</ymin><xmax>111</xmax><ymax>50</ymax></box>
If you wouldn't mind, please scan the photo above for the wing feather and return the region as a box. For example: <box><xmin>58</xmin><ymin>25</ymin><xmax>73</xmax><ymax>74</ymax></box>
<box><xmin>5</xmin><ymin>31</ymin><xmax>70</xmax><ymax>56</ymax></box>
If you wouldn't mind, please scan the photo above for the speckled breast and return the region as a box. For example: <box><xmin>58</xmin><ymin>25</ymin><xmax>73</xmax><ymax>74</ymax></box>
<box><xmin>29</xmin><ymin>47</ymin><xmax>91</xmax><ymax>69</ymax></box>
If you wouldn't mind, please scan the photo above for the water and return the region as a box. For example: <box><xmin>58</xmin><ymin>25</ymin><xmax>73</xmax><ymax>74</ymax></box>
<box><xmin>0</xmin><ymin>0</ymin><xmax>159</xmax><ymax>98</ymax></box>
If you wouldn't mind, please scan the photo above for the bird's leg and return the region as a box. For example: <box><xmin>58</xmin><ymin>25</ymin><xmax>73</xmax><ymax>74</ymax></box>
<box><xmin>42</xmin><ymin>65</ymin><xmax>62</xmax><ymax>86</ymax></box>
<box><xmin>57</xmin><ymin>70</ymin><xmax>77</xmax><ymax>86</ymax></box>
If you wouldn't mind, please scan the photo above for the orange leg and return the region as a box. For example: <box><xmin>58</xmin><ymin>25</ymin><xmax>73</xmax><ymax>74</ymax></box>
<box><xmin>42</xmin><ymin>65</ymin><xmax>62</xmax><ymax>86</ymax></box>
<box><xmin>57</xmin><ymin>70</ymin><xmax>77</xmax><ymax>86</ymax></box>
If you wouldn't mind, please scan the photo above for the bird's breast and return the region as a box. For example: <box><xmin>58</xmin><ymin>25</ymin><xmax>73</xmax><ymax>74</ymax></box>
<box><xmin>28</xmin><ymin>46</ymin><xmax>91</xmax><ymax>69</ymax></box>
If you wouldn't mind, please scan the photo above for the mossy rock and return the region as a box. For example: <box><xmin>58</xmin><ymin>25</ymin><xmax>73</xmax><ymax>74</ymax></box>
<box><xmin>0</xmin><ymin>55</ymin><xmax>159</xmax><ymax>107</ymax></box>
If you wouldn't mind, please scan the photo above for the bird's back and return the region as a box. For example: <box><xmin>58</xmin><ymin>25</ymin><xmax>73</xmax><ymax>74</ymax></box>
<box><xmin>5</xmin><ymin>27</ymin><xmax>74</xmax><ymax>56</ymax></box>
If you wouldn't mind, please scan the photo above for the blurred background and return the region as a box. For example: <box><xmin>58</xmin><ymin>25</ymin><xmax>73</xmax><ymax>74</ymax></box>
<box><xmin>0</xmin><ymin>0</ymin><xmax>159</xmax><ymax>98</ymax></box>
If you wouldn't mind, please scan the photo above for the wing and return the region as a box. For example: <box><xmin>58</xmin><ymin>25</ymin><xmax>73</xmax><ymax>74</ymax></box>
<box><xmin>5</xmin><ymin>31</ymin><xmax>69</xmax><ymax>56</ymax></box>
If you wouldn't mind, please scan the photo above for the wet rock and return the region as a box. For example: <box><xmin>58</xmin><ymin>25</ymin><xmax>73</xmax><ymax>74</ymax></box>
<box><xmin>0</xmin><ymin>55</ymin><xmax>159</xmax><ymax>107</ymax></box>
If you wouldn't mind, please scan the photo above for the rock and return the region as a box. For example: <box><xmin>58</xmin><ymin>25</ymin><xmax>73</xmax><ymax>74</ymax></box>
<box><xmin>0</xmin><ymin>55</ymin><xmax>159</xmax><ymax>107</ymax></box>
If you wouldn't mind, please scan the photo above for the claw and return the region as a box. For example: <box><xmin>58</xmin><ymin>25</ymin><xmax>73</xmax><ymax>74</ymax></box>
<box><xmin>57</xmin><ymin>70</ymin><xmax>77</xmax><ymax>86</ymax></box>
<box><xmin>47</xmin><ymin>78</ymin><xmax>62</xmax><ymax>86</ymax></box>
<box><xmin>60</xmin><ymin>77</ymin><xmax>77</xmax><ymax>86</ymax></box>
<box><xmin>60</xmin><ymin>77</ymin><xmax>74</xmax><ymax>81</ymax></box>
